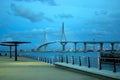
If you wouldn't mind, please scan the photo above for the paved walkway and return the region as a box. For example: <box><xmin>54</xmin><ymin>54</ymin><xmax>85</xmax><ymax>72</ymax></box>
<box><xmin>0</xmin><ymin>56</ymin><xmax>101</xmax><ymax>80</ymax></box>
<box><xmin>55</xmin><ymin>62</ymin><xmax>120</xmax><ymax>80</ymax></box>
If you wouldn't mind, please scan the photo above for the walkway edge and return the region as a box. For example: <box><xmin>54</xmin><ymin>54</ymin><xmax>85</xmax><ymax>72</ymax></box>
<box><xmin>55</xmin><ymin>62</ymin><xmax>120</xmax><ymax>80</ymax></box>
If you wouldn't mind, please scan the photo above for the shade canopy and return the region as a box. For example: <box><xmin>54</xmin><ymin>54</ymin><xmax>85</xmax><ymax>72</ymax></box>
<box><xmin>1</xmin><ymin>41</ymin><xmax>31</xmax><ymax>61</ymax></box>
<box><xmin>2</xmin><ymin>41</ymin><xmax>31</xmax><ymax>45</ymax></box>
<box><xmin>0</xmin><ymin>43</ymin><xmax>15</xmax><ymax>46</ymax></box>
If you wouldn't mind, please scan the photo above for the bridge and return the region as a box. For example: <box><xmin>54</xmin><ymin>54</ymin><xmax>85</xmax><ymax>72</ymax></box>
<box><xmin>37</xmin><ymin>40</ymin><xmax>120</xmax><ymax>52</ymax></box>
<box><xmin>37</xmin><ymin>22</ymin><xmax>120</xmax><ymax>53</ymax></box>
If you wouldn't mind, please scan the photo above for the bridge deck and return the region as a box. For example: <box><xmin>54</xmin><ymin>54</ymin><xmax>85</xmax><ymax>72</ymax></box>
<box><xmin>0</xmin><ymin>56</ymin><xmax>101</xmax><ymax>80</ymax></box>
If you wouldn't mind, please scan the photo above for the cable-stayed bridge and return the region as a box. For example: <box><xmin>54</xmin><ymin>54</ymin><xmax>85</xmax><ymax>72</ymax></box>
<box><xmin>37</xmin><ymin>22</ymin><xmax>120</xmax><ymax>53</ymax></box>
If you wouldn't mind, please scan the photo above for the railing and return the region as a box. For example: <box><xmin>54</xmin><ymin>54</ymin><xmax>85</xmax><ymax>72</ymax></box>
<box><xmin>24</xmin><ymin>54</ymin><xmax>120</xmax><ymax>72</ymax></box>
<box><xmin>100</xmin><ymin>57</ymin><xmax>120</xmax><ymax>72</ymax></box>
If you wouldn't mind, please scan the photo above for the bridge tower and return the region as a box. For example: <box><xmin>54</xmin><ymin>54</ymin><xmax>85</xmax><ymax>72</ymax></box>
<box><xmin>37</xmin><ymin>31</ymin><xmax>47</xmax><ymax>51</ymax></box>
<box><xmin>60</xmin><ymin>22</ymin><xmax>67</xmax><ymax>51</ymax></box>
<box><xmin>60</xmin><ymin>22</ymin><xmax>67</xmax><ymax>41</ymax></box>
<box><xmin>43</xmin><ymin>31</ymin><xmax>47</xmax><ymax>51</ymax></box>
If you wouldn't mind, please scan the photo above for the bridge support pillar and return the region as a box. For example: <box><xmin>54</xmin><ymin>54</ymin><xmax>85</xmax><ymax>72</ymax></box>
<box><xmin>84</xmin><ymin>42</ymin><xmax>87</xmax><ymax>52</ymax></box>
<box><xmin>111</xmin><ymin>43</ymin><xmax>114</xmax><ymax>53</ymax></box>
<box><xmin>44</xmin><ymin>44</ymin><xmax>48</xmax><ymax>51</ymax></box>
<box><xmin>100</xmin><ymin>43</ymin><xmax>103</xmax><ymax>53</ymax></box>
<box><xmin>60</xmin><ymin>42</ymin><xmax>67</xmax><ymax>51</ymax></box>
<box><xmin>74</xmin><ymin>42</ymin><xmax>77</xmax><ymax>52</ymax></box>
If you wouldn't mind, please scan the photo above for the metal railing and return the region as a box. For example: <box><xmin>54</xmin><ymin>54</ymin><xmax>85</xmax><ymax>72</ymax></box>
<box><xmin>24</xmin><ymin>54</ymin><xmax>120</xmax><ymax>72</ymax></box>
<box><xmin>56</xmin><ymin>56</ymin><xmax>120</xmax><ymax>72</ymax></box>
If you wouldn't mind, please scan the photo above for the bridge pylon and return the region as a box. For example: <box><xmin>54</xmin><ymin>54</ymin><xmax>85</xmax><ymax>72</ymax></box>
<box><xmin>60</xmin><ymin>22</ymin><xmax>67</xmax><ymax>41</ymax></box>
<box><xmin>43</xmin><ymin>31</ymin><xmax>48</xmax><ymax>51</ymax></box>
<box><xmin>60</xmin><ymin>22</ymin><xmax>67</xmax><ymax>51</ymax></box>
<box><xmin>37</xmin><ymin>31</ymin><xmax>48</xmax><ymax>51</ymax></box>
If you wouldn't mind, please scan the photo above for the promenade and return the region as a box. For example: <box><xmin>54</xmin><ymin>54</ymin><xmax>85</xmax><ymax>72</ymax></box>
<box><xmin>0</xmin><ymin>56</ymin><xmax>101</xmax><ymax>80</ymax></box>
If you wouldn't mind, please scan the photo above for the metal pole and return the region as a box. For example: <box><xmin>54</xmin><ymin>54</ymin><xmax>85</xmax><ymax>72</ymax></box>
<box><xmin>50</xmin><ymin>58</ymin><xmax>52</xmax><ymax>64</ymax></box>
<box><xmin>66</xmin><ymin>55</ymin><xmax>68</xmax><ymax>64</ymax></box>
<box><xmin>10</xmin><ymin>46</ymin><xmax>12</xmax><ymax>58</ymax></box>
<box><xmin>61</xmin><ymin>55</ymin><xmax>63</xmax><ymax>62</ymax></box>
<box><xmin>88</xmin><ymin>57</ymin><xmax>90</xmax><ymax>68</ymax></box>
<box><xmin>44</xmin><ymin>57</ymin><xmax>46</xmax><ymax>62</ymax></box>
<box><xmin>15</xmin><ymin>44</ymin><xmax>17</xmax><ymax>61</ymax></box>
<box><xmin>79</xmin><ymin>56</ymin><xmax>81</xmax><ymax>66</ymax></box>
<box><xmin>98</xmin><ymin>57</ymin><xmax>102</xmax><ymax>70</ymax></box>
<box><xmin>72</xmin><ymin>56</ymin><xmax>74</xmax><ymax>65</ymax></box>
<box><xmin>113</xmin><ymin>58</ymin><xmax>116</xmax><ymax>72</ymax></box>
<box><xmin>59</xmin><ymin>56</ymin><xmax>61</xmax><ymax>62</ymax></box>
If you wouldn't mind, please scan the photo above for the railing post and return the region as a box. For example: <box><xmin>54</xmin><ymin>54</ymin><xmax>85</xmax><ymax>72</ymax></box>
<box><xmin>38</xmin><ymin>56</ymin><xmax>39</xmax><ymax>61</ymax></box>
<box><xmin>59</xmin><ymin>56</ymin><xmax>61</xmax><ymax>62</ymax></box>
<box><xmin>44</xmin><ymin>57</ymin><xmax>46</xmax><ymax>63</ymax></box>
<box><xmin>113</xmin><ymin>58</ymin><xmax>116</xmax><ymax>72</ymax></box>
<box><xmin>40</xmin><ymin>57</ymin><xmax>41</xmax><ymax>61</ymax></box>
<box><xmin>66</xmin><ymin>55</ymin><xmax>68</xmax><ymax>64</ymax></box>
<box><xmin>42</xmin><ymin>57</ymin><xmax>43</xmax><ymax>62</ymax></box>
<box><xmin>50</xmin><ymin>58</ymin><xmax>52</xmax><ymax>64</ymax></box>
<box><xmin>61</xmin><ymin>55</ymin><xmax>63</xmax><ymax>62</ymax></box>
<box><xmin>47</xmin><ymin>57</ymin><xmax>49</xmax><ymax>63</ymax></box>
<box><xmin>55</xmin><ymin>56</ymin><xmax>57</xmax><ymax>62</ymax></box>
<box><xmin>88</xmin><ymin>57</ymin><xmax>90</xmax><ymax>68</ymax></box>
<box><xmin>79</xmin><ymin>56</ymin><xmax>82</xmax><ymax>66</ymax></box>
<box><xmin>72</xmin><ymin>56</ymin><xmax>74</xmax><ymax>65</ymax></box>
<box><xmin>98</xmin><ymin>57</ymin><xmax>102</xmax><ymax>70</ymax></box>
<box><xmin>48</xmin><ymin>57</ymin><xmax>49</xmax><ymax>63</ymax></box>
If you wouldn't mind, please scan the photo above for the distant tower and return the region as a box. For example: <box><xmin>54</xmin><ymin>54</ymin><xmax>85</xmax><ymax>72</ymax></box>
<box><xmin>60</xmin><ymin>22</ymin><xmax>67</xmax><ymax>51</ymax></box>
<box><xmin>37</xmin><ymin>31</ymin><xmax>47</xmax><ymax>51</ymax></box>
<box><xmin>43</xmin><ymin>31</ymin><xmax>47</xmax><ymax>43</ymax></box>
<box><xmin>60</xmin><ymin>22</ymin><xmax>67</xmax><ymax>42</ymax></box>
<box><xmin>43</xmin><ymin>31</ymin><xmax>47</xmax><ymax>51</ymax></box>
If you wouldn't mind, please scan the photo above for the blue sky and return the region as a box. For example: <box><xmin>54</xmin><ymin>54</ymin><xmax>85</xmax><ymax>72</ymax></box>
<box><xmin>0</xmin><ymin>0</ymin><xmax>120</xmax><ymax>50</ymax></box>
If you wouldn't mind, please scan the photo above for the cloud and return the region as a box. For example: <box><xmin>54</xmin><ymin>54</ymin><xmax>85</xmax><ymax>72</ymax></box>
<box><xmin>109</xmin><ymin>11</ymin><xmax>120</xmax><ymax>19</ymax></box>
<box><xmin>14</xmin><ymin>0</ymin><xmax>57</xmax><ymax>6</ymax></box>
<box><xmin>80</xmin><ymin>28</ymin><xmax>109</xmax><ymax>36</ymax></box>
<box><xmin>58</xmin><ymin>13</ymin><xmax>74</xmax><ymax>19</ymax></box>
<box><xmin>39</xmin><ymin>0</ymin><xmax>57</xmax><ymax>6</ymax></box>
<box><xmin>5</xmin><ymin>37</ymin><xmax>13</xmax><ymax>41</ymax></box>
<box><xmin>0</xmin><ymin>23</ymin><xmax>9</xmax><ymax>28</ymax></box>
<box><xmin>10</xmin><ymin>3</ymin><xmax>53</xmax><ymax>22</ymax></box>
<box><xmin>0</xmin><ymin>28</ymin><xmax>60</xmax><ymax>46</ymax></box>
<box><xmin>30</xmin><ymin>27</ymin><xmax>60</xmax><ymax>37</ymax></box>
<box><xmin>85</xmin><ymin>19</ymin><xmax>109</xmax><ymax>26</ymax></box>
<box><xmin>44</xmin><ymin>17</ymin><xmax>54</xmax><ymax>22</ymax></box>
<box><xmin>94</xmin><ymin>10</ymin><xmax>108</xmax><ymax>16</ymax></box>
<box><xmin>0</xmin><ymin>37</ymin><xmax>13</xmax><ymax>42</ymax></box>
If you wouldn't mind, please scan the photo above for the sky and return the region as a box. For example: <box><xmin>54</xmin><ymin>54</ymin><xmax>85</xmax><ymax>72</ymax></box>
<box><xmin>0</xmin><ymin>0</ymin><xmax>120</xmax><ymax>50</ymax></box>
